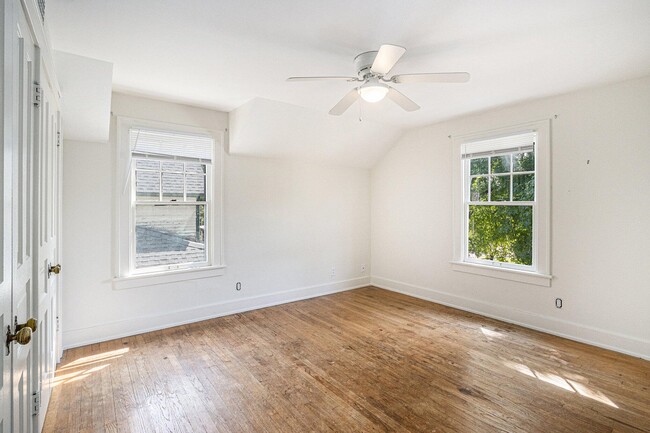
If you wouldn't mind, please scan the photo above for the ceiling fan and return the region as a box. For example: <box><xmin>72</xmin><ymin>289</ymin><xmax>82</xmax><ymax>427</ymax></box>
<box><xmin>287</xmin><ymin>44</ymin><xmax>470</xmax><ymax>115</ymax></box>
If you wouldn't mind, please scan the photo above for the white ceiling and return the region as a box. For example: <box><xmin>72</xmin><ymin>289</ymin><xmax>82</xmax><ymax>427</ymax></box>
<box><xmin>46</xmin><ymin>0</ymin><xmax>650</xmax><ymax>164</ymax></box>
<box><xmin>230</xmin><ymin>98</ymin><xmax>403</xmax><ymax>168</ymax></box>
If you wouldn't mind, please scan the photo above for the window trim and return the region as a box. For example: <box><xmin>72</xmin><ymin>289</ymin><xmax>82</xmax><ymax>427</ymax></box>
<box><xmin>451</xmin><ymin>119</ymin><xmax>551</xmax><ymax>286</ymax></box>
<box><xmin>114</xmin><ymin>116</ymin><xmax>225</xmax><ymax>282</ymax></box>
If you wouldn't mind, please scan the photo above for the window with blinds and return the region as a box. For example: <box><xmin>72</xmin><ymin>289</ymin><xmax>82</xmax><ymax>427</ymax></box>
<box><xmin>130</xmin><ymin>127</ymin><xmax>213</xmax><ymax>162</ymax></box>
<box><xmin>130</xmin><ymin>127</ymin><xmax>214</xmax><ymax>272</ymax></box>
<box><xmin>463</xmin><ymin>131</ymin><xmax>537</xmax><ymax>269</ymax></box>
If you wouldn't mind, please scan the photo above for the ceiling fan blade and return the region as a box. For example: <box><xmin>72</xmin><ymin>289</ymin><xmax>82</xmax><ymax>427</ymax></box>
<box><xmin>371</xmin><ymin>44</ymin><xmax>406</xmax><ymax>75</ymax></box>
<box><xmin>287</xmin><ymin>76</ymin><xmax>358</xmax><ymax>82</ymax></box>
<box><xmin>387</xmin><ymin>87</ymin><xmax>420</xmax><ymax>112</ymax></box>
<box><xmin>391</xmin><ymin>72</ymin><xmax>470</xmax><ymax>84</ymax></box>
<box><xmin>329</xmin><ymin>88</ymin><xmax>360</xmax><ymax>115</ymax></box>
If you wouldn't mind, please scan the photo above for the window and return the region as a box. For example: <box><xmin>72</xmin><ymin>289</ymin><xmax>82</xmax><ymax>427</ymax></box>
<box><xmin>452</xmin><ymin>120</ymin><xmax>551</xmax><ymax>286</ymax></box>
<box><xmin>115</xmin><ymin>118</ymin><xmax>224</xmax><ymax>283</ymax></box>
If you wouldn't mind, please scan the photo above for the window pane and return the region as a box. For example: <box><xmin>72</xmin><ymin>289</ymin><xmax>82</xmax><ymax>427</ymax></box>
<box><xmin>513</xmin><ymin>174</ymin><xmax>535</xmax><ymax>201</ymax></box>
<box><xmin>135</xmin><ymin>170</ymin><xmax>160</xmax><ymax>201</ymax></box>
<box><xmin>470</xmin><ymin>176</ymin><xmax>488</xmax><ymax>201</ymax></box>
<box><xmin>491</xmin><ymin>175</ymin><xmax>510</xmax><ymax>201</ymax></box>
<box><xmin>135</xmin><ymin>159</ymin><xmax>159</xmax><ymax>170</ymax></box>
<box><xmin>513</xmin><ymin>151</ymin><xmax>535</xmax><ymax>172</ymax></box>
<box><xmin>491</xmin><ymin>155</ymin><xmax>511</xmax><ymax>174</ymax></box>
<box><xmin>186</xmin><ymin>174</ymin><xmax>206</xmax><ymax>202</ymax></box>
<box><xmin>185</xmin><ymin>162</ymin><xmax>206</xmax><ymax>174</ymax></box>
<box><xmin>161</xmin><ymin>161</ymin><xmax>184</xmax><ymax>172</ymax></box>
<box><xmin>470</xmin><ymin>158</ymin><xmax>488</xmax><ymax>175</ymax></box>
<box><xmin>468</xmin><ymin>205</ymin><xmax>532</xmax><ymax>266</ymax></box>
<box><xmin>135</xmin><ymin>204</ymin><xmax>206</xmax><ymax>268</ymax></box>
<box><xmin>162</xmin><ymin>172</ymin><xmax>184</xmax><ymax>200</ymax></box>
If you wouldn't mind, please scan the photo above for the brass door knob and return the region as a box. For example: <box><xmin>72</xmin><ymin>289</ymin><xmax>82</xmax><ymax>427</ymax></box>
<box><xmin>16</xmin><ymin>318</ymin><xmax>37</xmax><ymax>333</ymax></box>
<box><xmin>48</xmin><ymin>263</ymin><xmax>61</xmax><ymax>277</ymax></box>
<box><xmin>5</xmin><ymin>326</ymin><xmax>32</xmax><ymax>353</ymax></box>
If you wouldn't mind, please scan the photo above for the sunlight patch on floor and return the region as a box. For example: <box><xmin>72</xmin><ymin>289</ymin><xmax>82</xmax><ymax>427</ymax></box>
<box><xmin>503</xmin><ymin>361</ymin><xmax>619</xmax><ymax>408</ymax></box>
<box><xmin>61</xmin><ymin>347</ymin><xmax>129</xmax><ymax>369</ymax></box>
<box><xmin>481</xmin><ymin>327</ymin><xmax>504</xmax><ymax>339</ymax></box>
<box><xmin>52</xmin><ymin>348</ymin><xmax>128</xmax><ymax>387</ymax></box>
<box><xmin>53</xmin><ymin>363</ymin><xmax>110</xmax><ymax>387</ymax></box>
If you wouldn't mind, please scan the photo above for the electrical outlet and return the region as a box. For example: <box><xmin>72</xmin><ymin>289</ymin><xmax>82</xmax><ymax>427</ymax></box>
<box><xmin>236</xmin><ymin>282</ymin><xmax>242</xmax><ymax>291</ymax></box>
<box><xmin>555</xmin><ymin>298</ymin><xmax>562</xmax><ymax>309</ymax></box>
<box><xmin>330</xmin><ymin>267</ymin><xmax>336</xmax><ymax>279</ymax></box>
<box><xmin>361</xmin><ymin>264</ymin><xmax>366</xmax><ymax>273</ymax></box>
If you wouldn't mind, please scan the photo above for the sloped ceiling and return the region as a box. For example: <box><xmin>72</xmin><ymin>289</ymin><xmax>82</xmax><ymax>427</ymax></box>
<box><xmin>46</xmin><ymin>0</ymin><xmax>650</xmax><ymax>166</ymax></box>
<box><xmin>230</xmin><ymin>98</ymin><xmax>403</xmax><ymax>168</ymax></box>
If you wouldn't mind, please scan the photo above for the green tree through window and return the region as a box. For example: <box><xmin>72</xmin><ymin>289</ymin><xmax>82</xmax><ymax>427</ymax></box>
<box><xmin>466</xmin><ymin>150</ymin><xmax>535</xmax><ymax>266</ymax></box>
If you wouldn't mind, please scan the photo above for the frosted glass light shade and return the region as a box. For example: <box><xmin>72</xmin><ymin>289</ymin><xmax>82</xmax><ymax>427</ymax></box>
<box><xmin>358</xmin><ymin>84</ymin><xmax>389</xmax><ymax>103</ymax></box>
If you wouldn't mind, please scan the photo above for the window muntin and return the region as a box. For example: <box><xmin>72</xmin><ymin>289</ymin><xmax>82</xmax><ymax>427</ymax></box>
<box><xmin>129</xmin><ymin>127</ymin><xmax>214</xmax><ymax>274</ymax></box>
<box><xmin>463</xmin><ymin>135</ymin><xmax>537</xmax><ymax>270</ymax></box>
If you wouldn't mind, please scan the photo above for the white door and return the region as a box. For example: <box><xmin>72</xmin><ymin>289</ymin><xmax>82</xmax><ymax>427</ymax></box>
<box><xmin>32</xmin><ymin>59</ymin><xmax>61</xmax><ymax>432</ymax></box>
<box><xmin>12</xmin><ymin>4</ymin><xmax>38</xmax><ymax>433</ymax></box>
<box><xmin>2</xmin><ymin>1</ymin><xmax>60</xmax><ymax>432</ymax></box>
<box><xmin>1</xmin><ymin>1</ymin><xmax>17</xmax><ymax>430</ymax></box>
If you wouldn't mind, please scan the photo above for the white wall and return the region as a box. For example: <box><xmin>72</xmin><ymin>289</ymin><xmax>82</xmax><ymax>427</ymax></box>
<box><xmin>62</xmin><ymin>93</ymin><xmax>370</xmax><ymax>348</ymax></box>
<box><xmin>63</xmin><ymin>79</ymin><xmax>650</xmax><ymax>359</ymax></box>
<box><xmin>371</xmin><ymin>76</ymin><xmax>650</xmax><ymax>359</ymax></box>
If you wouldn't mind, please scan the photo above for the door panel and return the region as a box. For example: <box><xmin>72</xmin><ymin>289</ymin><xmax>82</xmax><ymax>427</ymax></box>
<box><xmin>2</xmin><ymin>1</ymin><xmax>60</xmax><ymax>431</ymax></box>
<box><xmin>1</xmin><ymin>0</ymin><xmax>16</xmax><ymax>430</ymax></box>
<box><xmin>13</xmin><ymin>6</ymin><xmax>36</xmax><ymax>433</ymax></box>
<box><xmin>33</xmin><ymin>66</ymin><xmax>60</xmax><ymax>432</ymax></box>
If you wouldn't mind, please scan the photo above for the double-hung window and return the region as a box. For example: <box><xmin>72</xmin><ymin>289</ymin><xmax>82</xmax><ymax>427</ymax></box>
<box><xmin>115</xmin><ymin>118</ymin><xmax>224</xmax><ymax>283</ymax></box>
<box><xmin>464</xmin><ymin>132</ymin><xmax>536</xmax><ymax>268</ymax></box>
<box><xmin>131</xmin><ymin>127</ymin><xmax>212</xmax><ymax>272</ymax></box>
<box><xmin>452</xmin><ymin>120</ymin><xmax>551</xmax><ymax>286</ymax></box>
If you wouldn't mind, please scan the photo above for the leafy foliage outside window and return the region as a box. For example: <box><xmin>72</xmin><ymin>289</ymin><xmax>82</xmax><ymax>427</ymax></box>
<box><xmin>468</xmin><ymin>205</ymin><xmax>533</xmax><ymax>265</ymax></box>
<box><xmin>466</xmin><ymin>151</ymin><xmax>535</xmax><ymax>266</ymax></box>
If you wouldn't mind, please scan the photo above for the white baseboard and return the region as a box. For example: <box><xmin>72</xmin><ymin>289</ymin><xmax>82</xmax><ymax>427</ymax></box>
<box><xmin>371</xmin><ymin>276</ymin><xmax>650</xmax><ymax>361</ymax></box>
<box><xmin>63</xmin><ymin>276</ymin><xmax>370</xmax><ymax>349</ymax></box>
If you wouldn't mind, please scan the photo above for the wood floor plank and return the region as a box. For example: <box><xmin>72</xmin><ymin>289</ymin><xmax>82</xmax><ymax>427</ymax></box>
<box><xmin>43</xmin><ymin>287</ymin><xmax>650</xmax><ymax>433</ymax></box>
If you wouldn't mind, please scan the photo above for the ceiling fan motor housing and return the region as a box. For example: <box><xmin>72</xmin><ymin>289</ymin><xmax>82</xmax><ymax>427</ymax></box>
<box><xmin>354</xmin><ymin>51</ymin><xmax>379</xmax><ymax>79</ymax></box>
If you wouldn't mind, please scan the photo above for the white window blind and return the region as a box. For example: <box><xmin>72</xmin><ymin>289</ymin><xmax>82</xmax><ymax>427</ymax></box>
<box><xmin>130</xmin><ymin>127</ymin><xmax>213</xmax><ymax>162</ymax></box>
<box><xmin>462</xmin><ymin>131</ymin><xmax>536</xmax><ymax>159</ymax></box>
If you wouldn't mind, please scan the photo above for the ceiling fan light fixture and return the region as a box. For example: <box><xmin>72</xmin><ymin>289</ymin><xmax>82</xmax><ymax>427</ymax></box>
<box><xmin>358</xmin><ymin>82</ymin><xmax>389</xmax><ymax>103</ymax></box>
<box><xmin>287</xmin><ymin>44</ymin><xmax>470</xmax><ymax>115</ymax></box>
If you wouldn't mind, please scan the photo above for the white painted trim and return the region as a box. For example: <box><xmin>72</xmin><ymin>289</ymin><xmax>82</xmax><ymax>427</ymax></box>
<box><xmin>21</xmin><ymin>0</ymin><xmax>61</xmax><ymax>98</ymax></box>
<box><xmin>112</xmin><ymin>265</ymin><xmax>227</xmax><ymax>290</ymax></box>
<box><xmin>450</xmin><ymin>261</ymin><xmax>551</xmax><ymax>287</ymax></box>
<box><xmin>114</xmin><ymin>116</ymin><xmax>225</xmax><ymax>280</ymax></box>
<box><xmin>63</xmin><ymin>276</ymin><xmax>371</xmax><ymax>349</ymax></box>
<box><xmin>371</xmin><ymin>276</ymin><xmax>650</xmax><ymax>361</ymax></box>
<box><xmin>452</xmin><ymin>119</ymin><xmax>552</xmax><ymax>281</ymax></box>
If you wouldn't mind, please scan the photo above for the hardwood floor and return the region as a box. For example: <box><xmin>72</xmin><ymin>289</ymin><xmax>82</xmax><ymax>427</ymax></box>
<box><xmin>43</xmin><ymin>287</ymin><xmax>649</xmax><ymax>433</ymax></box>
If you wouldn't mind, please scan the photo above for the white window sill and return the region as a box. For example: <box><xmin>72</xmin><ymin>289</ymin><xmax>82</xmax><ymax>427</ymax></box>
<box><xmin>112</xmin><ymin>265</ymin><xmax>226</xmax><ymax>291</ymax></box>
<box><xmin>450</xmin><ymin>261</ymin><xmax>552</xmax><ymax>287</ymax></box>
